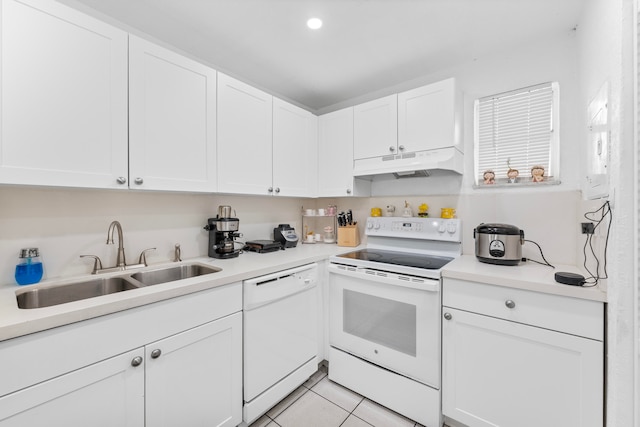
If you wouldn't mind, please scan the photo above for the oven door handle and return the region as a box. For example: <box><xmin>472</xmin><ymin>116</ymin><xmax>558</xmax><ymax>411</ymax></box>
<box><xmin>328</xmin><ymin>263</ymin><xmax>439</xmax><ymax>292</ymax></box>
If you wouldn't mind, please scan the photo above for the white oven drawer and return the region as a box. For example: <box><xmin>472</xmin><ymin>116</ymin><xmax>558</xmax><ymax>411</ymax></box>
<box><xmin>442</xmin><ymin>278</ymin><xmax>604</xmax><ymax>340</ymax></box>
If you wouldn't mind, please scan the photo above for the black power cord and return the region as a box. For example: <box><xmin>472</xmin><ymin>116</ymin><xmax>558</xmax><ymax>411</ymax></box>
<box><xmin>522</xmin><ymin>239</ymin><xmax>555</xmax><ymax>268</ymax></box>
<box><xmin>581</xmin><ymin>200</ymin><xmax>612</xmax><ymax>287</ymax></box>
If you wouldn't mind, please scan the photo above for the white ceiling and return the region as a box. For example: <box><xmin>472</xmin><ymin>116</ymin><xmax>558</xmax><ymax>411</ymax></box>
<box><xmin>66</xmin><ymin>0</ymin><xmax>585</xmax><ymax>113</ymax></box>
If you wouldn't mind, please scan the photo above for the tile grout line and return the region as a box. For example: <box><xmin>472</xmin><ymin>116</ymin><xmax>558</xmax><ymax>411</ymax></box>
<box><xmin>306</xmin><ymin>384</ymin><xmax>374</xmax><ymax>427</ymax></box>
<box><xmin>264</xmin><ymin>371</ymin><xmax>329</xmax><ymax>426</ymax></box>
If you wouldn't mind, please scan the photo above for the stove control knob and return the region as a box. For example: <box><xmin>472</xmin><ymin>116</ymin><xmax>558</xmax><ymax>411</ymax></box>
<box><xmin>374</xmin><ymin>222</ymin><xmax>381</xmax><ymax>230</ymax></box>
<box><xmin>447</xmin><ymin>223</ymin><xmax>457</xmax><ymax>234</ymax></box>
<box><xmin>367</xmin><ymin>221</ymin><xmax>374</xmax><ymax>229</ymax></box>
<box><xmin>438</xmin><ymin>223</ymin><xmax>446</xmax><ymax>233</ymax></box>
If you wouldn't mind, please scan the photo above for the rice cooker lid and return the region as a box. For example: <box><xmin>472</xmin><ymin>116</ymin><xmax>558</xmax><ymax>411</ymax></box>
<box><xmin>476</xmin><ymin>223</ymin><xmax>521</xmax><ymax>235</ymax></box>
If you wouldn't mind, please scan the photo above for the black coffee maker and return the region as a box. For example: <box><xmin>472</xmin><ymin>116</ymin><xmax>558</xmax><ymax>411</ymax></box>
<box><xmin>204</xmin><ymin>205</ymin><xmax>242</xmax><ymax>259</ymax></box>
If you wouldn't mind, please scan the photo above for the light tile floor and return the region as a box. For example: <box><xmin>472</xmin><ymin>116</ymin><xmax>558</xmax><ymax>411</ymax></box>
<box><xmin>248</xmin><ymin>366</ymin><xmax>427</xmax><ymax>427</ymax></box>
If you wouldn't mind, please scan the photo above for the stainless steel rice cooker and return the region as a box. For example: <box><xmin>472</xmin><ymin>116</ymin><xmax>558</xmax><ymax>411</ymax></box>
<box><xmin>474</xmin><ymin>223</ymin><xmax>524</xmax><ymax>265</ymax></box>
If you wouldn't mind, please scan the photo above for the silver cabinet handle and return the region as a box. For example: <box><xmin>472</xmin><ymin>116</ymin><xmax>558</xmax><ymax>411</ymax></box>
<box><xmin>505</xmin><ymin>300</ymin><xmax>516</xmax><ymax>309</ymax></box>
<box><xmin>275</xmin><ymin>187</ymin><xmax>280</xmax><ymax>193</ymax></box>
<box><xmin>268</xmin><ymin>187</ymin><xmax>273</xmax><ymax>193</ymax></box>
<box><xmin>346</xmin><ymin>189</ymin><xmax>352</xmax><ymax>194</ymax></box>
<box><xmin>134</xmin><ymin>177</ymin><xmax>144</xmax><ymax>185</ymax></box>
<box><xmin>443</xmin><ymin>312</ymin><xmax>452</xmax><ymax>320</ymax></box>
<box><xmin>389</xmin><ymin>146</ymin><xmax>395</xmax><ymax>152</ymax></box>
<box><xmin>150</xmin><ymin>349</ymin><xmax>162</xmax><ymax>359</ymax></box>
<box><xmin>131</xmin><ymin>356</ymin><xmax>143</xmax><ymax>367</ymax></box>
<box><xmin>117</xmin><ymin>176</ymin><xmax>127</xmax><ymax>185</ymax></box>
<box><xmin>398</xmin><ymin>145</ymin><xmax>405</xmax><ymax>151</ymax></box>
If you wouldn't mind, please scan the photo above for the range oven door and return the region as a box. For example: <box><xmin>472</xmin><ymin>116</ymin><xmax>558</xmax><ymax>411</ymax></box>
<box><xmin>328</xmin><ymin>263</ymin><xmax>441</xmax><ymax>388</ymax></box>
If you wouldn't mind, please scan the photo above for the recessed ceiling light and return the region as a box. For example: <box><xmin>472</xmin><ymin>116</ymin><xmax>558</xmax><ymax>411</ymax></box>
<box><xmin>307</xmin><ymin>18</ymin><xmax>323</xmax><ymax>30</ymax></box>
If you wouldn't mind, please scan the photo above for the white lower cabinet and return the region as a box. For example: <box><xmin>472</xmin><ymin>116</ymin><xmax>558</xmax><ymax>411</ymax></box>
<box><xmin>0</xmin><ymin>284</ymin><xmax>243</xmax><ymax>427</ymax></box>
<box><xmin>0</xmin><ymin>348</ymin><xmax>144</xmax><ymax>427</ymax></box>
<box><xmin>442</xmin><ymin>278</ymin><xmax>604</xmax><ymax>427</ymax></box>
<box><xmin>145</xmin><ymin>313</ymin><xmax>242</xmax><ymax>427</ymax></box>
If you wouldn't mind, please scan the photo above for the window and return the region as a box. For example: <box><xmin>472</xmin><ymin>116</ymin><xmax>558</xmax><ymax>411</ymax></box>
<box><xmin>474</xmin><ymin>82</ymin><xmax>559</xmax><ymax>186</ymax></box>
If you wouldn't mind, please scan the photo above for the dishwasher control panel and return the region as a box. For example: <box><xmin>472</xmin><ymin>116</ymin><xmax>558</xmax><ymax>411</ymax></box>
<box><xmin>242</xmin><ymin>263</ymin><xmax>318</xmax><ymax>310</ymax></box>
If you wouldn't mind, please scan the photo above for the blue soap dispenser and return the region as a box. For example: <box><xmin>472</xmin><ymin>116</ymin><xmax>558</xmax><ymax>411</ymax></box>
<box><xmin>15</xmin><ymin>248</ymin><xmax>44</xmax><ymax>285</ymax></box>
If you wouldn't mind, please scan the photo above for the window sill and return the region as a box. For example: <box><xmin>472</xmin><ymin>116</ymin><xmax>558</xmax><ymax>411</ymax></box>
<box><xmin>473</xmin><ymin>179</ymin><xmax>561</xmax><ymax>189</ymax></box>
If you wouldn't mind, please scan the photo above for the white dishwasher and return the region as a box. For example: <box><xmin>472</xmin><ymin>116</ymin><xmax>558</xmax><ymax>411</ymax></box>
<box><xmin>242</xmin><ymin>263</ymin><xmax>319</xmax><ymax>425</ymax></box>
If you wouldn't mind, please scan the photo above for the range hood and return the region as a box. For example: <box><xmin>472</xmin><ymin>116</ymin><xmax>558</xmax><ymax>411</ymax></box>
<box><xmin>353</xmin><ymin>147</ymin><xmax>463</xmax><ymax>179</ymax></box>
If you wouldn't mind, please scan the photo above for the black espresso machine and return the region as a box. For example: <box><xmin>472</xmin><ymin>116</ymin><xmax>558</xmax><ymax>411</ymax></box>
<box><xmin>204</xmin><ymin>205</ymin><xmax>243</xmax><ymax>259</ymax></box>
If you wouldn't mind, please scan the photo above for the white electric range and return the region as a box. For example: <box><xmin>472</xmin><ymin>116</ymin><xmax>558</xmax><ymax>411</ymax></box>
<box><xmin>328</xmin><ymin>216</ymin><xmax>462</xmax><ymax>427</ymax></box>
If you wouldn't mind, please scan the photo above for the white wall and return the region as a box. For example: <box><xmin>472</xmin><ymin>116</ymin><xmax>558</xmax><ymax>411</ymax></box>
<box><xmin>0</xmin><ymin>186</ymin><xmax>314</xmax><ymax>285</ymax></box>
<box><xmin>577</xmin><ymin>0</ymin><xmax>636</xmax><ymax>425</ymax></box>
<box><xmin>323</xmin><ymin>190</ymin><xmax>582</xmax><ymax>265</ymax></box>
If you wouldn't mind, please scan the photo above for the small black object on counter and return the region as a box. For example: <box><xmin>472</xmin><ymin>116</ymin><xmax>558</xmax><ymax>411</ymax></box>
<box><xmin>554</xmin><ymin>272</ymin><xmax>586</xmax><ymax>286</ymax></box>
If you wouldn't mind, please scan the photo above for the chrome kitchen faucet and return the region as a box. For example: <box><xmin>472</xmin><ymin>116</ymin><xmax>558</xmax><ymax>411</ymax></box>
<box><xmin>80</xmin><ymin>221</ymin><xmax>155</xmax><ymax>274</ymax></box>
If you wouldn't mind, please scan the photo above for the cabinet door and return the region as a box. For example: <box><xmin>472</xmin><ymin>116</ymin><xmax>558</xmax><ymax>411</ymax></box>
<box><xmin>353</xmin><ymin>94</ymin><xmax>398</xmax><ymax>160</ymax></box>
<box><xmin>398</xmin><ymin>78</ymin><xmax>457</xmax><ymax>152</ymax></box>
<box><xmin>129</xmin><ymin>36</ymin><xmax>216</xmax><ymax>192</ymax></box>
<box><xmin>0</xmin><ymin>348</ymin><xmax>144</xmax><ymax>427</ymax></box>
<box><xmin>318</xmin><ymin>108</ymin><xmax>369</xmax><ymax>197</ymax></box>
<box><xmin>145</xmin><ymin>313</ymin><xmax>242</xmax><ymax>427</ymax></box>
<box><xmin>217</xmin><ymin>73</ymin><xmax>273</xmax><ymax>195</ymax></box>
<box><xmin>273</xmin><ymin>98</ymin><xmax>318</xmax><ymax>197</ymax></box>
<box><xmin>442</xmin><ymin>308</ymin><xmax>603</xmax><ymax>427</ymax></box>
<box><xmin>0</xmin><ymin>0</ymin><xmax>128</xmax><ymax>189</ymax></box>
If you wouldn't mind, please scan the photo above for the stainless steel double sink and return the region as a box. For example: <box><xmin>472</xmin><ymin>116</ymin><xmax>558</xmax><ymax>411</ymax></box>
<box><xmin>16</xmin><ymin>263</ymin><xmax>221</xmax><ymax>309</ymax></box>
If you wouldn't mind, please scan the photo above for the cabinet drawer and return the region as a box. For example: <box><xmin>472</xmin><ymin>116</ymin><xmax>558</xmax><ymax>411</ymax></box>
<box><xmin>442</xmin><ymin>278</ymin><xmax>603</xmax><ymax>341</ymax></box>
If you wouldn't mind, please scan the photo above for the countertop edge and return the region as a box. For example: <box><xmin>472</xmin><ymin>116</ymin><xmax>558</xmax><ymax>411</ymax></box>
<box><xmin>0</xmin><ymin>244</ymin><xmax>357</xmax><ymax>342</ymax></box>
<box><xmin>1</xmin><ymin>250</ymin><xmax>607</xmax><ymax>342</ymax></box>
<box><xmin>442</xmin><ymin>255</ymin><xmax>607</xmax><ymax>303</ymax></box>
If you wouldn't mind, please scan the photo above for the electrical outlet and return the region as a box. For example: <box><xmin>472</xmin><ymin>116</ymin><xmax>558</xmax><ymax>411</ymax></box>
<box><xmin>581</xmin><ymin>222</ymin><xmax>595</xmax><ymax>234</ymax></box>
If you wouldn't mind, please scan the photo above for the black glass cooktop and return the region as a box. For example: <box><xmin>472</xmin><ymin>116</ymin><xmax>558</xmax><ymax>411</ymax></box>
<box><xmin>337</xmin><ymin>249</ymin><xmax>453</xmax><ymax>270</ymax></box>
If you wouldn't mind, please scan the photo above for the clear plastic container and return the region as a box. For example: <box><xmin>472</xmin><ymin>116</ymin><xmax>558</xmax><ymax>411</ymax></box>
<box><xmin>15</xmin><ymin>248</ymin><xmax>43</xmax><ymax>285</ymax></box>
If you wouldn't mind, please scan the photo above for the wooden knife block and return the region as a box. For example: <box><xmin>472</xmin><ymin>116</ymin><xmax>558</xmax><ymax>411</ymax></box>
<box><xmin>337</xmin><ymin>225</ymin><xmax>360</xmax><ymax>247</ymax></box>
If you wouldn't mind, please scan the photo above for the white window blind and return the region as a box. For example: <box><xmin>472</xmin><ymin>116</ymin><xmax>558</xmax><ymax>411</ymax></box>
<box><xmin>474</xmin><ymin>82</ymin><xmax>559</xmax><ymax>185</ymax></box>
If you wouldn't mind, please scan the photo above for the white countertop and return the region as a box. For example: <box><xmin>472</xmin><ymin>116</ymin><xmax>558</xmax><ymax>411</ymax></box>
<box><xmin>0</xmin><ymin>244</ymin><xmax>356</xmax><ymax>342</ymax></box>
<box><xmin>442</xmin><ymin>255</ymin><xmax>607</xmax><ymax>303</ymax></box>
<box><xmin>1</xmin><ymin>248</ymin><xmax>607</xmax><ymax>343</ymax></box>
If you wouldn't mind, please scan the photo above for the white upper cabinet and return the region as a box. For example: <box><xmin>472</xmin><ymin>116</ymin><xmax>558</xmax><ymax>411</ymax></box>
<box><xmin>398</xmin><ymin>78</ymin><xmax>462</xmax><ymax>153</ymax></box>
<box><xmin>129</xmin><ymin>36</ymin><xmax>217</xmax><ymax>192</ymax></box>
<box><xmin>217</xmin><ymin>73</ymin><xmax>273</xmax><ymax>195</ymax></box>
<box><xmin>318</xmin><ymin>108</ymin><xmax>371</xmax><ymax>197</ymax></box>
<box><xmin>218</xmin><ymin>74</ymin><xmax>317</xmax><ymax>197</ymax></box>
<box><xmin>272</xmin><ymin>98</ymin><xmax>318</xmax><ymax>197</ymax></box>
<box><xmin>0</xmin><ymin>0</ymin><xmax>129</xmax><ymax>189</ymax></box>
<box><xmin>352</xmin><ymin>78</ymin><xmax>462</xmax><ymax>167</ymax></box>
<box><xmin>353</xmin><ymin>94</ymin><xmax>398</xmax><ymax>160</ymax></box>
